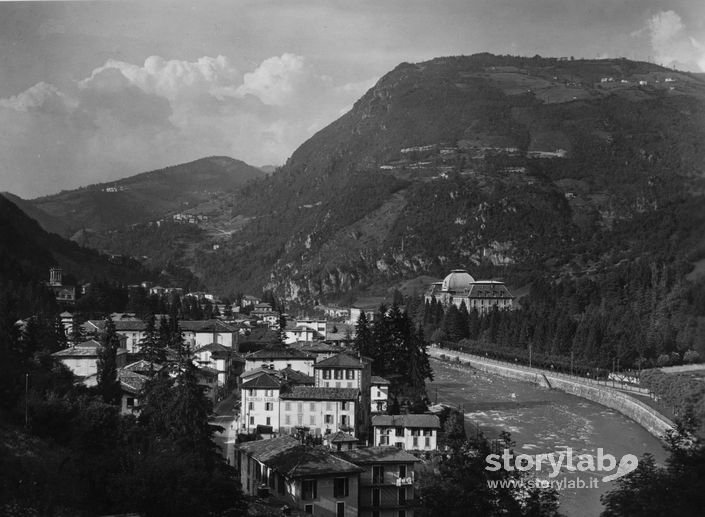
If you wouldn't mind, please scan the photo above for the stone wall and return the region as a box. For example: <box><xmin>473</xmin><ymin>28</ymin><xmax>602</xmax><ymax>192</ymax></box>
<box><xmin>430</xmin><ymin>347</ymin><xmax>674</xmax><ymax>441</ymax></box>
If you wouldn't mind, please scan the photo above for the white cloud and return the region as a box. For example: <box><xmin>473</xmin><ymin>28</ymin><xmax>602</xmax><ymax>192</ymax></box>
<box><xmin>641</xmin><ymin>10</ymin><xmax>705</xmax><ymax>71</ymax></box>
<box><xmin>0</xmin><ymin>53</ymin><xmax>375</xmax><ymax>198</ymax></box>
<box><xmin>236</xmin><ymin>53</ymin><xmax>318</xmax><ymax>106</ymax></box>
<box><xmin>0</xmin><ymin>82</ymin><xmax>71</xmax><ymax>113</ymax></box>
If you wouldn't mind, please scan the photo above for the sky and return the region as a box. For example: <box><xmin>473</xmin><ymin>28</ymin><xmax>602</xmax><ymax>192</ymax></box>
<box><xmin>0</xmin><ymin>0</ymin><xmax>703</xmax><ymax>199</ymax></box>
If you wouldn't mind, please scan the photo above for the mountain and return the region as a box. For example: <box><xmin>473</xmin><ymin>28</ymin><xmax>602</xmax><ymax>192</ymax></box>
<box><xmin>0</xmin><ymin>195</ymin><xmax>156</xmax><ymax>315</ymax></box>
<box><xmin>10</xmin><ymin>55</ymin><xmax>705</xmax><ymax>305</ymax></box>
<box><xmin>20</xmin><ymin>156</ymin><xmax>265</xmax><ymax>236</ymax></box>
<box><xmin>186</xmin><ymin>54</ymin><xmax>705</xmax><ymax>302</ymax></box>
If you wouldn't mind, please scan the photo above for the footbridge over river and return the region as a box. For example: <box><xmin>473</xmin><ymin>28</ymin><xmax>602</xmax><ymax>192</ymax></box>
<box><xmin>428</xmin><ymin>346</ymin><xmax>675</xmax><ymax>441</ymax></box>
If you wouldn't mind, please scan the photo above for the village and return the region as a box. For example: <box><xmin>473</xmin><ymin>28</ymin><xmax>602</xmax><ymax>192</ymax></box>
<box><xmin>34</xmin><ymin>267</ymin><xmax>516</xmax><ymax>517</ymax></box>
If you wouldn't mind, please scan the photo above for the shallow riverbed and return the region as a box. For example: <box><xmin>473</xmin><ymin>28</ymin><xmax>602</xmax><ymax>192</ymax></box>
<box><xmin>428</xmin><ymin>359</ymin><xmax>668</xmax><ymax>517</ymax></box>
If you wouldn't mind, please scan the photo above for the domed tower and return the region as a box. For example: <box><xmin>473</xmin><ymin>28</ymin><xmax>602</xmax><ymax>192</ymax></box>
<box><xmin>440</xmin><ymin>269</ymin><xmax>475</xmax><ymax>293</ymax></box>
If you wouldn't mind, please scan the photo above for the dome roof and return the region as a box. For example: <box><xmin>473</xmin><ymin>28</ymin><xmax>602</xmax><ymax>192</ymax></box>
<box><xmin>441</xmin><ymin>269</ymin><xmax>475</xmax><ymax>291</ymax></box>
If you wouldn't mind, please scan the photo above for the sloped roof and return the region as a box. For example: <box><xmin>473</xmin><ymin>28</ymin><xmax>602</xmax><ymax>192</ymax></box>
<box><xmin>194</xmin><ymin>342</ymin><xmax>229</xmax><ymax>354</ymax></box>
<box><xmin>327</xmin><ymin>431</ymin><xmax>358</xmax><ymax>444</ymax></box>
<box><xmin>314</xmin><ymin>353</ymin><xmax>363</xmax><ymax>369</ymax></box>
<box><xmin>371</xmin><ymin>376</ymin><xmax>391</xmax><ymax>385</ymax></box>
<box><xmin>180</xmin><ymin>320</ymin><xmax>237</xmax><ymax>332</ymax></box>
<box><xmin>337</xmin><ymin>446</ymin><xmax>420</xmax><ymax>464</ymax></box>
<box><xmin>122</xmin><ymin>359</ymin><xmax>165</xmax><ymax>374</ymax></box>
<box><xmin>466</xmin><ymin>282</ymin><xmax>514</xmax><ymax>299</ymax></box>
<box><xmin>238</xmin><ymin>435</ymin><xmax>299</xmax><ymax>461</ymax></box>
<box><xmin>242</xmin><ymin>373</ymin><xmax>281</xmax><ymax>389</ymax></box>
<box><xmin>52</xmin><ymin>340</ymin><xmax>101</xmax><ymax>357</ymax></box>
<box><xmin>238</xmin><ymin>437</ymin><xmax>363</xmax><ymax>478</ymax></box>
<box><xmin>118</xmin><ymin>369</ymin><xmax>149</xmax><ymax>394</ymax></box>
<box><xmin>279</xmin><ymin>367</ymin><xmax>315</xmax><ymax>386</ymax></box>
<box><xmin>372</xmin><ymin>414</ymin><xmax>440</xmax><ymax>429</ymax></box>
<box><xmin>246</xmin><ymin>346</ymin><xmax>314</xmax><ymax>361</ymax></box>
<box><xmin>267</xmin><ymin>446</ymin><xmax>363</xmax><ymax>478</ymax></box>
<box><xmin>280</xmin><ymin>386</ymin><xmax>358</xmax><ymax>401</ymax></box>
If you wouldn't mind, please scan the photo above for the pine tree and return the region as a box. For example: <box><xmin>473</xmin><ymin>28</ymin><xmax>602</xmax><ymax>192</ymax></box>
<box><xmin>139</xmin><ymin>313</ymin><xmax>165</xmax><ymax>365</ymax></box>
<box><xmin>353</xmin><ymin>310</ymin><xmax>373</xmax><ymax>357</ymax></box>
<box><xmin>97</xmin><ymin>316</ymin><xmax>122</xmax><ymax>405</ymax></box>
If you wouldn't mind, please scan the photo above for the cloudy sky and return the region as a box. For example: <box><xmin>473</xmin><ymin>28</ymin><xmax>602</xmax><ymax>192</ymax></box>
<box><xmin>1</xmin><ymin>0</ymin><xmax>703</xmax><ymax>198</ymax></box>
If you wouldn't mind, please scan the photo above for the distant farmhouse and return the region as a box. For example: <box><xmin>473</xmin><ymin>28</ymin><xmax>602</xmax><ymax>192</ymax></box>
<box><xmin>425</xmin><ymin>269</ymin><xmax>514</xmax><ymax>313</ymax></box>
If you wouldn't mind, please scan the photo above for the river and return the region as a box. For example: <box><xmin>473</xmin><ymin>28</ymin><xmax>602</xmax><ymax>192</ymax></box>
<box><xmin>428</xmin><ymin>359</ymin><xmax>668</xmax><ymax>517</ymax></box>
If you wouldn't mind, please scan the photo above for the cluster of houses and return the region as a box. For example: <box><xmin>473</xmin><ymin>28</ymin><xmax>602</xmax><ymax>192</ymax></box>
<box><xmin>43</xmin><ymin>267</ymin><xmax>520</xmax><ymax>516</ymax></box>
<box><xmin>235</xmin><ymin>346</ymin><xmax>440</xmax><ymax>517</ymax></box>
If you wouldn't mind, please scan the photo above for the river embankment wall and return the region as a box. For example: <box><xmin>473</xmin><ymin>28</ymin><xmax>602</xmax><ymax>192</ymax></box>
<box><xmin>429</xmin><ymin>347</ymin><xmax>675</xmax><ymax>441</ymax></box>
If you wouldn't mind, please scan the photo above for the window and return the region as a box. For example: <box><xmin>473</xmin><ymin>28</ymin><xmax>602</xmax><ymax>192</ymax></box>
<box><xmin>265</xmin><ymin>402</ymin><xmax>274</xmax><ymax>411</ymax></box>
<box><xmin>310</xmin><ymin>402</ymin><xmax>316</xmax><ymax>412</ymax></box>
<box><xmin>395</xmin><ymin>427</ymin><xmax>404</xmax><ymax>437</ymax></box>
<box><xmin>248</xmin><ymin>389</ymin><xmax>254</xmax><ymax>396</ymax></box>
<box><xmin>310</xmin><ymin>415</ymin><xmax>316</xmax><ymax>425</ymax></box>
<box><xmin>372</xmin><ymin>465</ymin><xmax>384</xmax><ymax>484</ymax></box>
<box><xmin>341</xmin><ymin>415</ymin><xmax>348</xmax><ymax>427</ymax></box>
<box><xmin>399</xmin><ymin>511</ymin><xmax>406</xmax><ymax>517</ymax></box>
<box><xmin>323</xmin><ymin>370</ymin><xmax>331</xmax><ymax>380</ymax></box>
<box><xmin>248</xmin><ymin>402</ymin><xmax>254</xmax><ymax>410</ymax></box>
<box><xmin>326</xmin><ymin>402</ymin><xmax>333</xmax><ymax>411</ymax></box>
<box><xmin>380</xmin><ymin>435</ymin><xmax>389</xmax><ymax>445</ymax></box>
<box><xmin>249</xmin><ymin>416</ymin><xmax>254</xmax><ymax>425</ymax></box>
<box><xmin>298</xmin><ymin>402</ymin><xmax>303</xmax><ymax>412</ymax></box>
<box><xmin>334</xmin><ymin>477</ymin><xmax>349</xmax><ymax>498</ymax></box>
<box><xmin>334</xmin><ymin>369</ymin><xmax>342</xmax><ymax>380</ymax></box>
<box><xmin>412</xmin><ymin>437</ymin><xmax>418</xmax><ymax>448</ymax></box>
<box><xmin>399</xmin><ymin>486</ymin><xmax>407</xmax><ymax>505</ymax></box>
<box><xmin>346</xmin><ymin>369</ymin><xmax>355</xmax><ymax>380</ymax></box>
<box><xmin>425</xmin><ymin>436</ymin><xmax>431</xmax><ymax>447</ymax></box>
<box><xmin>285</xmin><ymin>402</ymin><xmax>291</xmax><ymax>411</ymax></box>
<box><xmin>126</xmin><ymin>397</ymin><xmax>135</xmax><ymax>407</ymax></box>
<box><xmin>304</xmin><ymin>504</ymin><xmax>313</xmax><ymax>514</ymax></box>
<box><xmin>266</xmin><ymin>417</ymin><xmax>271</xmax><ymax>426</ymax></box>
<box><xmin>377</xmin><ymin>390</ymin><xmax>382</xmax><ymax>398</ymax></box>
<box><xmin>341</xmin><ymin>401</ymin><xmax>348</xmax><ymax>410</ymax></box>
<box><xmin>285</xmin><ymin>415</ymin><xmax>291</xmax><ymax>425</ymax></box>
<box><xmin>399</xmin><ymin>465</ymin><xmax>407</xmax><ymax>478</ymax></box>
<box><xmin>336</xmin><ymin>502</ymin><xmax>345</xmax><ymax>517</ymax></box>
<box><xmin>372</xmin><ymin>487</ymin><xmax>381</xmax><ymax>506</ymax></box>
<box><xmin>325</xmin><ymin>414</ymin><xmax>333</xmax><ymax>424</ymax></box>
<box><xmin>302</xmin><ymin>479</ymin><xmax>317</xmax><ymax>500</ymax></box>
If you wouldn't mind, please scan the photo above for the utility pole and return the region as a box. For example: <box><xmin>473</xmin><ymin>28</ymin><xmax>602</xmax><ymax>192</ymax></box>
<box><xmin>529</xmin><ymin>345</ymin><xmax>532</xmax><ymax>369</ymax></box>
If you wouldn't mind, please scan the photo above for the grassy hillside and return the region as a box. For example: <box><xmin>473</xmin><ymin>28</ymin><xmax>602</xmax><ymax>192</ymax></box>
<box><xmin>24</xmin><ymin>156</ymin><xmax>265</xmax><ymax>235</ymax></box>
<box><xmin>185</xmin><ymin>54</ymin><xmax>705</xmax><ymax>302</ymax></box>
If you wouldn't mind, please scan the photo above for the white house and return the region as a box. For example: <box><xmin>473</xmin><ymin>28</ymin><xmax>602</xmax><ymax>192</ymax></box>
<box><xmin>244</xmin><ymin>346</ymin><xmax>316</xmax><ymax>376</ymax></box>
<box><xmin>314</xmin><ymin>353</ymin><xmax>366</xmax><ymax>389</ymax></box>
<box><xmin>193</xmin><ymin>342</ymin><xmax>232</xmax><ymax>386</ymax></box>
<box><xmin>371</xmin><ymin>414</ymin><xmax>440</xmax><ymax>451</ymax></box>
<box><xmin>52</xmin><ymin>339</ymin><xmax>127</xmax><ymax>382</ymax></box>
<box><xmin>370</xmin><ymin>376</ymin><xmax>390</xmax><ymax>413</ymax></box>
<box><xmin>240</xmin><ymin>372</ymin><xmax>282</xmax><ymax>433</ymax></box>
<box><xmin>279</xmin><ymin>386</ymin><xmax>359</xmax><ymax>436</ymax></box>
<box><xmin>180</xmin><ymin>319</ymin><xmax>238</xmax><ymax>349</ymax></box>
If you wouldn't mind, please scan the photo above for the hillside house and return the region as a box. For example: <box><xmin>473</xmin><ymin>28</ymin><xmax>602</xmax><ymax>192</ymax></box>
<box><xmin>371</xmin><ymin>414</ymin><xmax>440</xmax><ymax>451</ymax></box>
<box><xmin>52</xmin><ymin>339</ymin><xmax>127</xmax><ymax>383</ymax></box>
<box><xmin>237</xmin><ymin>436</ymin><xmax>362</xmax><ymax>516</ymax></box>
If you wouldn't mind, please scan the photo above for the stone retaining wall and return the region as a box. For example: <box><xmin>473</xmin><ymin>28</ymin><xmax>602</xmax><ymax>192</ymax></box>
<box><xmin>430</xmin><ymin>347</ymin><xmax>675</xmax><ymax>441</ymax></box>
